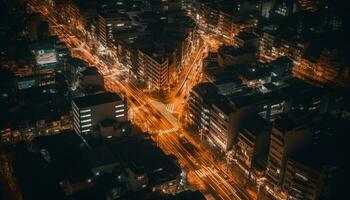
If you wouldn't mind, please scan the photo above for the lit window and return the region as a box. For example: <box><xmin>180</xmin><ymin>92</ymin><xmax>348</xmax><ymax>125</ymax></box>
<box><xmin>116</xmin><ymin>114</ymin><xmax>124</xmax><ymax>118</ymax></box>
<box><xmin>115</xmin><ymin>109</ymin><xmax>125</xmax><ymax>113</ymax></box>
<box><xmin>295</xmin><ymin>173</ymin><xmax>308</xmax><ymax>182</ymax></box>
<box><xmin>115</xmin><ymin>104</ymin><xmax>124</xmax><ymax>108</ymax></box>
<box><xmin>81</xmin><ymin>119</ymin><xmax>91</xmax><ymax>123</ymax></box>
<box><xmin>219</xmin><ymin>113</ymin><xmax>225</xmax><ymax>119</ymax></box>
<box><xmin>81</xmin><ymin>114</ymin><xmax>91</xmax><ymax>118</ymax></box>
<box><xmin>80</xmin><ymin>109</ymin><xmax>91</xmax><ymax>113</ymax></box>
<box><xmin>82</xmin><ymin>129</ymin><xmax>90</xmax><ymax>133</ymax></box>
<box><xmin>81</xmin><ymin>123</ymin><xmax>92</xmax><ymax>128</ymax></box>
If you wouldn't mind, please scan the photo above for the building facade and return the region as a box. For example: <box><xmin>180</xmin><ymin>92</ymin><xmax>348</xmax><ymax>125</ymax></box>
<box><xmin>188</xmin><ymin>83</ymin><xmax>218</xmax><ymax>134</ymax></box>
<box><xmin>72</xmin><ymin>92</ymin><xmax>127</xmax><ymax>135</ymax></box>
<box><xmin>208</xmin><ymin>95</ymin><xmax>236</xmax><ymax>152</ymax></box>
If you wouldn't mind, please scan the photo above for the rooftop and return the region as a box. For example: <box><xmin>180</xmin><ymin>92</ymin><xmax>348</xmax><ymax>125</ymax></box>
<box><xmin>273</xmin><ymin>111</ymin><xmax>319</xmax><ymax>133</ymax></box>
<box><xmin>290</xmin><ymin>137</ymin><xmax>341</xmax><ymax>171</ymax></box>
<box><xmin>73</xmin><ymin>92</ymin><xmax>123</xmax><ymax>108</ymax></box>
<box><xmin>229</xmin><ymin>90</ymin><xmax>283</xmax><ymax>108</ymax></box>
<box><xmin>206</xmin><ymin>67</ymin><xmax>241</xmax><ymax>85</ymax></box>
<box><xmin>31</xmin><ymin>131</ymin><xmax>92</xmax><ymax>182</ymax></box>
<box><xmin>218</xmin><ymin>45</ymin><xmax>256</xmax><ymax>57</ymax></box>
<box><xmin>192</xmin><ymin>82</ymin><xmax>218</xmax><ymax>100</ymax></box>
<box><xmin>29</xmin><ymin>36</ymin><xmax>58</xmax><ymax>51</ymax></box>
<box><xmin>80</xmin><ymin>67</ymin><xmax>101</xmax><ymax>76</ymax></box>
<box><xmin>241</xmin><ymin>66</ymin><xmax>271</xmax><ymax>81</ymax></box>
<box><xmin>110</xmin><ymin>136</ymin><xmax>180</xmax><ymax>185</ymax></box>
<box><xmin>212</xmin><ymin>94</ymin><xmax>236</xmax><ymax>114</ymax></box>
<box><xmin>82</xmin><ymin>146</ymin><xmax>118</xmax><ymax>169</ymax></box>
<box><xmin>100</xmin><ymin>118</ymin><xmax>117</xmax><ymax>128</ymax></box>
<box><xmin>236</xmin><ymin>31</ymin><xmax>258</xmax><ymax>41</ymax></box>
<box><xmin>67</xmin><ymin>57</ymin><xmax>88</xmax><ymax>68</ymax></box>
<box><xmin>241</xmin><ymin>114</ymin><xmax>271</xmax><ymax>137</ymax></box>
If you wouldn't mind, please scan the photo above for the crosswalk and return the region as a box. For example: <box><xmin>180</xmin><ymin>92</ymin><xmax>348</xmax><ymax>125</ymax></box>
<box><xmin>165</xmin><ymin>104</ymin><xmax>175</xmax><ymax>113</ymax></box>
<box><xmin>194</xmin><ymin>168</ymin><xmax>209</xmax><ymax>178</ymax></box>
<box><xmin>158</xmin><ymin>127</ymin><xmax>178</xmax><ymax>135</ymax></box>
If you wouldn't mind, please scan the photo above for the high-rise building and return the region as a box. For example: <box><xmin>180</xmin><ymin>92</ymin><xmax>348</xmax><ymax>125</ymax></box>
<box><xmin>72</xmin><ymin>92</ymin><xmax>127</xmax><ymax>135</ymax></box>
<box><xmin>188</xmin><ymin>82</ymin><xmax>218</xmax><ymax>134</ymax></box>
<box><xmin>63</xmin><ymin>57</ymin><xmax>88</xmax><ymax>91</ymax></box>
<box><xmin>137</xmin><ymin>49</ymin><xmax>169</xmax><ymax>91</ymax></box>
<box><xmin>265</xmin><ymin>114</ymin><xmax>315</xmax><ymax>188</ymax></box>
<box><xmin>187</xmin><ymin>0</ymin><xmax>237</xmax><ymax>43</ymax></box>
<box><xmin>208</xmin><ymin>95</ymin><xmax>236</xmax><ymax>152</ymax></box>
<box><xmin>26</xmin><ymin>13</ymin><xmax>43</xmax><ymax>41</ymax></box>
<box><xmin>282</xmin><ymin>138</ymin><xmax>340</xmax><ymax>200</ymax></box>
<box><xmin>235</xmin><ymin>114</ymin><xmax>271</xmax><ymax>179</ymax></box>
<box><xmin>278</xmin><ymin>115</ymin><xmax>347</xmax><ymax>199</ymax></box>
<box><xmin>259</xmin><ymin>0</ymin><xmax>276</xmax><ymax>18</ymax></box>
<box><xmin>78</xmin><ymin>67</ymin><xmax>105</xmax><ymax>94</ymax></box>
<box><xmin>98</xmin><ymin>12</ymin><xmax>131</xmax><ymax>47</ymax></box>
<box><xmin>298</xmin><ymin>0</ymin><xmax>320</xmax><ymax>12</ymax></box>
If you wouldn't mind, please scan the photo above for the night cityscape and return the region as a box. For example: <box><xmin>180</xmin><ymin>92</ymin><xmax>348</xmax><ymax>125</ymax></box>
<box><xmin>0</xmin><ymin>0</ymin><xmax>349</xmax><ymax>200</ymax></box>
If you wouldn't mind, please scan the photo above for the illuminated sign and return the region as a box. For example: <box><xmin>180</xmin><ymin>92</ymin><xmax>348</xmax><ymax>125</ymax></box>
<box><xmin>35</xmin><ymin>49</ymin><xmax>58</xmax><ymax>68</ymax></box>
<box><xmin>17</xmin><ymin>80</ymin><xmax>36</xmax><ymax>90</ymax></box>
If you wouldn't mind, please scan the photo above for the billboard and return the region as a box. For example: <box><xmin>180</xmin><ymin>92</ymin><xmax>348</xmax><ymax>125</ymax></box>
<box><xmin>35</xmin><ymin>49</ymin><xmax>58</xmax><ymax>68</ymax></box>
<box><xmin>17</xmin><ymin>80</ymin><xmax>36</xmax><ymax>90</ymax></box>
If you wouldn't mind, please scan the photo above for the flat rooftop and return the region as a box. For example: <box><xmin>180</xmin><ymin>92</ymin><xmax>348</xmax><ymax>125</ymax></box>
<box><xmin>290</xmin><ymin>137</ymin><xmax>341</xmax><ymax>171</ymax></box>
<box><xmin>236</xmin><ymin>31</ymin><xmax>258</xmax><ymax>41</ymax></box>
<box><xmin>73</xmin><ymin>92</ymin><xmax>123</xmax><ymax>108</ymax></box>
<box><xmin>192</xmin><ymin>82</ymin><xmax>218</xmax><ymax>99</ymax></box>
<box><xmin>81</xmin><ymin>67</ymin><xmax>101</xmax><ymax>76</ymax></box>
<box><xmin>212</xmin><ymin>94</ymin><xmax>236</xmax><ymax>114</ymax></box>
<box><xmin>110</xmin><ymin>136</ymin><xmax>180</xmax><ymax>185</ymax></box>
<box><xmin>241</xmin><ymin>114</ymin><xmax>271</xmax><ymax>137</ymax></box>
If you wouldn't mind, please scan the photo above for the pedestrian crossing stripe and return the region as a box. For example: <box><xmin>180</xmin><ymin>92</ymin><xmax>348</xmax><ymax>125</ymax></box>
<box><xmin>159</xmin><ymin>127</ymin><xmax>178</xmax><ymax>135</ymax></box>
<box><xmin>165</xmin><ymin>104</ymin><xmax>175</xmax><ymax>113</ymax></box>
<box><xmin>194</xmin><ymin>169</ymin><xmax>208</xmax><ymax>178</ymax></box>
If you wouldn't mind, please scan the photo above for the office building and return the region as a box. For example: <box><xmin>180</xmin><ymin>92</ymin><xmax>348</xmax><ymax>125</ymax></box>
<box><xmin>206</xmin><ymin>68</ymin><xmax>242</xmax><ymax>96</ymax></box>
<box><xmin>78</xmin><ymin>67</ymin><xmax>105</xmax><ymax>94</ymax></box>
<box><xmin>98</xmin><ymin>12</ymin><xmax>131</xmax><ymax>47</ymax></box>
<box><xmin>282</xmin><ymin>143</ymin><xmax>340</xmax><ymax>200</ymax></box>
<box><xmin>265</xmin><ymin>114</ymin><xmax>316</xmax><ymax>188</ymax></box>
<box><xmin>137</xmin><ymin>48</ymin><xmax>170</xmax><ymax>91</ymax></box>
<box><xmin>298</xmin><ymin>0</ymin><xmax>320</xmax><ymax>12</ymax></box>
<box><xmin>235</xmin><ymin>114</ymin><xmax>271</xmax><ymax>179</ymax></box>
<box><xmin>235</xmin><ymin>31</ymin><xmax>259</xmax><ymax>49</ymax></box>
<box><xmin>259</xmin><ymin>0</ymin><xmax>275</xmax><ymax>18</ymax></box>
<box><xmin>26</xmin><ymin>13</ymin><xmax>44</xmax><ymax>41</ymax></box>
<box><xmin>187</xmin><ymin>0</ymin><xmax>238</xmax><ymax>43</ymax></box>
<box><xmin>63</xmin><ymin>57</ymin><xmax>88</xmax><ymax>91</ymax></box>
<box><xmin>217</xmin><ymin>45</ymin><xmax>257</xmax><ymax>67</ymax></box>
<box><xmin>188</xmin><ymin>82</ymin><xmax>218</xmax><ymax>134</ymax></box>
<box><xmin>72</xmin><ymin>92</ymin><xmax>127</xmax><ymax>135</ymax></box>
<box><xmin>208</xmin><ymin>95</ymin><xmax>236</xmax><ymax>152</ymax></box>
<box><xmin>280</xmin><ymin>116</ymin><xmax>347</xmax><ymax>200</ymax></box>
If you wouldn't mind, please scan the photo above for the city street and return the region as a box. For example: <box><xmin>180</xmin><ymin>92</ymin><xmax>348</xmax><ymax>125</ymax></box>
<box><xmin>26</xmin><ymin>1</ymin><xmax>255</xmax><ymax>199</ymax></box>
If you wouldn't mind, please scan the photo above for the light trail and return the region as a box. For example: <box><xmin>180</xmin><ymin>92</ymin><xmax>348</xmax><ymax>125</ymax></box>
<box><xmin>25</xmin><ymin>1</ymin><xmax>255</xmax><ymax>199</ymax></box>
